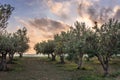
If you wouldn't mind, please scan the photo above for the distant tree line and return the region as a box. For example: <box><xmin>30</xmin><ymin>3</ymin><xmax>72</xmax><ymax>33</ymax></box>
<box><xmin>0</xmin><ymin>4</ymin><xmax>29</xmax><ymax>71</ymax></box>
<box><xmin>34</xmin><ymin>19</ymin><xmax>120</xmax><ymax>76</ymax></box>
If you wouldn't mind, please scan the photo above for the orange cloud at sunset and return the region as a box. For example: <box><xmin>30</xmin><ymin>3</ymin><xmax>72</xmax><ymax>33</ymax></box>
<box><xmin>20</xmin><ymin>18</ymin><xmax>70</xmax><ymax>53</ymax></box>
<box><xmin>46</xmin><ymin>0</ymin><xmax>71</xmax><ymax>19</ymax></box>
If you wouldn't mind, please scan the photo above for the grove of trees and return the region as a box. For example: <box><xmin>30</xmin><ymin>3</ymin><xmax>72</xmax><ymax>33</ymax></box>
<box><xmin>34</xmin><ymin>19</ymin><xmax>120</xmax><ymax>76</ymax></box>
<box><xmin>0</xmin><ymin>2</ymin><xmax>119</xmax><ymax>78</ymax></box>
<box><xmin>0</xmin><ymin>4</ymin><xmax>29</xmax><ymax>71</ymax></box>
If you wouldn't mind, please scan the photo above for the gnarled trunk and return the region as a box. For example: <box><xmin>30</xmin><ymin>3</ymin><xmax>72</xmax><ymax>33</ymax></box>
<box><xmin>77</xmin><ymin>53</ymin><xmax>83</xmax><ymax>69</ymax></box>
<box><xmin>48</xmin><ymin>54</ymin><xmax>50</xmax><ymax>59</ymax></box>
<box><xmin>8</xmin><ymin>53</ymin><xmax>14</xmax><ymax>64</ymax></box>
<box><xmin>0</xmin><ymin>53</ymin><xmax>8</xmax><ymax>71</ymax></box>
<box><xmin>97</xmin><ymin>55</ymin><xmax>109</xmax><ymax>77</ymax></box>
<box><xmin>103</xmin><ymin>63</ymin><xmax>109</xmax><ymax>77</ymax></box>
<box><xmin>51</xmin><ymin>53</ymin><xmax>56</xmax><ymax>61</ymax></box>
<box><xmin>19</xmin><ymin>52</ymin><xmax>23</xmax><ymax>58</ymax></box>
<box><xmin>60</xmin><ymin>54</ymin><xmax>65</xmax><ymax>64</ymax></box>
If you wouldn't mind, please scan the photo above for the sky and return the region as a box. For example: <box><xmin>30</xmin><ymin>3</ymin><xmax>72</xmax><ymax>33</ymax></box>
<box><xmin>0</xmin><ymin>0</ymin><xmax>120</xmax><ymax>53</ymax></box>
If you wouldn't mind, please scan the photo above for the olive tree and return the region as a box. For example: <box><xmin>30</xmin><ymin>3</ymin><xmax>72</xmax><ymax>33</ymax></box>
<box><xmin>8</xmin><ymin>32</ymin><xmax>22</xmax><ymax>63</ymax></box>
<box><xmin>66</xmin><ymin>22</ymin><xmax>90</xmax><ymax>69</ymax></box>
<box><xmin>86</xmin><ymin>19</ymin><xmax>120</xmax><ymax>76</ymax></box>
<box><xmin>46</xmin><ymin>40</ymin><xmax>56</xmax><ymax>60</ymax></box>
<box><xmin>0</xmin><ymin>4</ymin><xmax>14</xmax><ymax>70</ymax></box>
<box><xmin>6</xmin><ymin>27</ymin><xmax>29</xmax><ymax>61</ymax></box>
<box><xmin>34</xmin><ymin>40</ymin><xmax>56</xmax><ymax>61</ymax></box>
<box><xmin>34</xmin><ymin>43</ymin><xmax>41</xmax><ymax>54</ymax></box>
<box><xmin>0</xmin><ymin>32</ymin><xmax>11</xmax><ymax>70</ymax></box>
<box><xmin>54</xmin><ymin>33</ymin><xmax>65</xmax><ymax>63</ymax></box>
<box><xmin>15</xmin><ymin>27</ymin><xmax>29</xmax><ymax>58</ymax></box>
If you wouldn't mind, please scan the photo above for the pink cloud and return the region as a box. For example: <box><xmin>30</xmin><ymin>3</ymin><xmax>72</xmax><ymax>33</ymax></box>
<box><xmin>19</xmin><ymin>18</ymin><xmax>70</xmax><ymax>53</ymax></box>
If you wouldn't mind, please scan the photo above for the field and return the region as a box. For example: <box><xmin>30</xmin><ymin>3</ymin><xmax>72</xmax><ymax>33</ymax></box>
<box><xmin>0</xmin><ymin>56</ymin><xmax>120</xmax><ymax>80</ymax></box>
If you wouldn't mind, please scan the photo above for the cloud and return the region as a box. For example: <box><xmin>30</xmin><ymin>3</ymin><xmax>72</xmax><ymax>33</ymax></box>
<box><xmin>45</xmin><ymin>0</ymin><xmax>71</xmax><ymax>19</ymax></box>
<box><xmin>28</xmin><ymin>18</ymin><xmax>69</xmax><ymax>34</ymax></box>
<box><xmin>19</xmin><ymin>18</ymin><xmax>70</xmax><ymax>53</ymax></box>
<box><xmin>114</xmin><ymin>6</ymin><xmax>120</xmax><ymax>20</ymax></box>
<box><xmin>77</xmin><ymin>0</ymin><xmax>114</xmax><ymax>24</ymax></box>
<box><xmin>24</xmin><ymin>0</ymin><xmax>44</xmax><ymax>6</ymax></box>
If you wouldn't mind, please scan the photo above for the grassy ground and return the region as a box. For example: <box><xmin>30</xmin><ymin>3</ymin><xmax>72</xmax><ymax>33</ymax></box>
<box><xmin>0</xmin><ymin>57</ymin><xmax>120</xmax><ymax>80</ymax></box>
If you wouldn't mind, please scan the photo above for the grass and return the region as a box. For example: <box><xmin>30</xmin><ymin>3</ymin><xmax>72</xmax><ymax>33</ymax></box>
<box><xmin>0</xmin><ymin>57</ymin><xmax>120</xmax><ymax>80</ymax></box>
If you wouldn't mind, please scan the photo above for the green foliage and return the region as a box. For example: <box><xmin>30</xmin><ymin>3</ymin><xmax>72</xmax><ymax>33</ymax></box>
<box><xmin>0</xmin><ymin>32</ymin><xmax>11</xmax><ymax>52</ymax></box>
<box><xmin>0</xmin><ymin>4</ymin><xmax>14</xmax><ymax>31</ymax></box>
<box><xmin>54</xmin><ymin>32</ymin><xmax>65</xmax><ymax>55</ymax></box>
<box><xmin>34</xmin><ymin>19</ymin><xmax>120</xmax><ymax>76</ymax></box>
<box><xmin>0</xmin><ymin>29</ymin><xmax>29</xmax><ymax>54</ymax></box>
<box><xmin>34</xmin><ymin>40</ymin><xmax>55</xmax><ymax>55</ymax></box>
<box><xmin>66</xmin><ymin>53</ymin><xmax>74</xmax><ymax>61</ymax></box>
<box><xmin>0</xmin><ymin>27</ymin><xmax>29</xmax><ymax>70</ymax></box>
<box><xmin>15</xmin><ymin>27</ymin><xmax>29</xmax><ymax>53</ymax></box>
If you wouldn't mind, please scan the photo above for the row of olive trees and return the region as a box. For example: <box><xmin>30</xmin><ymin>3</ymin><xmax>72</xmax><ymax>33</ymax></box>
<box><xmin>0</xmin><ymin>28</ymin><xmax>29</xmax><ymax>71</ymax></box>
<box><xmin>0</xmin><ymin>4</ymin><xmax>29</xmax><ymax>71</ymax></box>
<box><xmin>34</xmin><ymin>33</ymin><xmax>68</xmax><ymax>63</ymax></box>
<box><xmin>34</xmin><ymin>19</ymin><xmax>120</xmax><ymax>76</ymax></box>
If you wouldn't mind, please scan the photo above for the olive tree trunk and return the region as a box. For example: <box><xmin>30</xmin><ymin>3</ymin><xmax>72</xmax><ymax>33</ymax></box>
<box><xmin>97</xmin><ymin>55</ymin><xmax>109</xmax><ymax>77</ymax></box>
<box><xmin>77</xmin><ymin>53</ymin><xmax>83</xmax><ymax>69</ymax></box>
<box><xmin>60</xmin><ymin>54</ymin><xmax>65</xmax><ymax>64</ymax></box>
<box><xmin>51</xmin><ymin>53</ymin><xmax>56</xmax><ymax>61</ymax></box>
<box><xmin>8</xmin><ymin>52</ymin><xmax>14</xmax><ymax>64</ymax></box>
<box><xmin>48</xmin><ymin>54</ymin><xmax>50</xmax><ymax>59</ymax></box>
<box><xmin>0</xmin><ymin>53</ymin><xmax>8</xmax><ymax>71</ymax></box>
<box><xmin>19</xmin><ymin>52</ymin><xmax>23</xmax><ymax>58</ymax></box>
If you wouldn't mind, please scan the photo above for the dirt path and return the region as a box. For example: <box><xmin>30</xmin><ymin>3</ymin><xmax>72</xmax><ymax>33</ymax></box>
<box><xmin>0</xmin><ymin>57</ymin><xmax>119</xmax><ymax>80</ymax></box>
<box><xmin>0</xmin><ymin>57</ymin><xmax>72</xmax><ymax>80</ymax></box>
